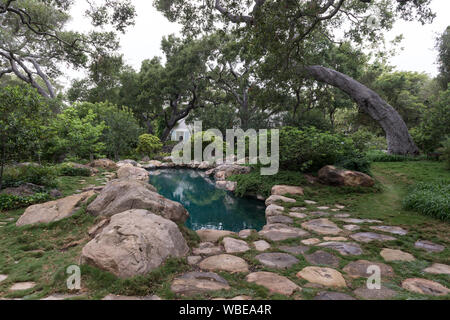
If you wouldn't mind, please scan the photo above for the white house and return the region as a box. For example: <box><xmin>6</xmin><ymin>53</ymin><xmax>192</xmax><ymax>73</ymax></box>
<box><xmin>170</xmin><ymin>119</ymin><xmax>192</xmax><ymax>142</ymax></box>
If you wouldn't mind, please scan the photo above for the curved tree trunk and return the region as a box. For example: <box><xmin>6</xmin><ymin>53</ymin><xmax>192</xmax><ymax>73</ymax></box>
<box><xmin>299</xmin><ymin>65</ymin><xmax>419</xmax><ymax>155</ymax></box>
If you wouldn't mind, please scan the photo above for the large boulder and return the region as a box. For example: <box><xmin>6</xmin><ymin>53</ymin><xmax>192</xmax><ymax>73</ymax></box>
<box><xmin>87</xmin><ymin>179</ymin><xmax>189</xmax><ymax>223</ymax></box>
<box><xmin>117</xmin><ymin>164</ymin><xmax>150</xmax><ymax>182</ymax></box>
<box><xmin>16</xmin><ymin>191</ymin><xmax>96</xmax><ymax>227</ymax></box>
<box><xmin>116</xmin><ymin>159</ymin><xmax>139</xmax><ymax>167</ymax></box>
<box><xmin>206</xmin><ymin>164</ymin><xmax>252</xmax><ymax>181</ymax></box>
<box><xmin>89</xmin><ymin>159</ymin><xmax>118</xmax><ymax>171</ymax></box>
<box><xmin>80</xmin><ymin>210</ymin><xmax>189</xmax><ymax>278</ymax></box>
<box><xmin>318</xmin><ymin>165</ymin><xmax>374</xmax><ymax>187</ymax></box>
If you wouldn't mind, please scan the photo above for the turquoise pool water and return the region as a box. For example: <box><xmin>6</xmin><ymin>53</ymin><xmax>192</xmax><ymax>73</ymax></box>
<box><xmin>149</xmin><ymin>169</ymin><xmax>266</xmax><ymax>232</ymax></box>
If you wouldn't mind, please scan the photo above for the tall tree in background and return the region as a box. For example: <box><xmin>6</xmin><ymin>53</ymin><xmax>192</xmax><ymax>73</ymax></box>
<box><xmin>155</xmin><ymin>0</ymin><xmax>435</xmax><ymax>154</ymax></box>
<box><xmin>137</xmin><ymin>36</ymin><xmax>217</xmax><ymax>141</ymax></box>
<box><xmin>0</xmin><ymin>0</ymin><xmax>135</xmax><ymax>98</ymax></box>
<box><xmin>436</xmin><ymin>26</ymin><xmax>450</xmax><ymax>90</ymax></box>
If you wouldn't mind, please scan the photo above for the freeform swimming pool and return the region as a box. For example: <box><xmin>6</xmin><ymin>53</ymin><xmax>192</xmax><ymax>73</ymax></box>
<box><xmin>148</xmin><ymin>169</ymin><xmax>266</xmax><ymax>232</ymax></box>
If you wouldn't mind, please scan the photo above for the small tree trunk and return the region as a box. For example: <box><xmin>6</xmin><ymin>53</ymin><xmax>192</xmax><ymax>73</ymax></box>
<box><xmin>300</xmin><ymin>65</ymin><xmax>420</xmax><ymax>155</ymax></box>
<box><xmin>161</xmin><ymin>126</ymin><xmax>172</xmax><ymax>142</ymax></box>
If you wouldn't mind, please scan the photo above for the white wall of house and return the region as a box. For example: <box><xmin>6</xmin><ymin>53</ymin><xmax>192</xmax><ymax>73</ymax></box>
<box><xmin>170</xmin><ymin>119</ymin><xmax>192</xmax><ymax>142</ymax></box>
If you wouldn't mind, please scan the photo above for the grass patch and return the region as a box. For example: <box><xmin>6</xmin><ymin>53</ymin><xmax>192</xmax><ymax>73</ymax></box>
<box><xmin>403</xmin><ymin>181</ymin><xmax>450</xmax><ymax>221</ymax></box>
<box><xmin>366</xmin><ymin>150</ymin><xmax>428</xmax><ymax>162</ymax></box>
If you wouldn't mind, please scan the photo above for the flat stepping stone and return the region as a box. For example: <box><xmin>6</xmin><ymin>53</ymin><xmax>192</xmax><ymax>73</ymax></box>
<box><xmin>304</xmin><ymin>200</ymin><xmax>317</xmax><ymax>205</ymax></box>
<box><xmin>171</xmin><ymin>272</ymin><xmax>230</xmax><ymax>296</ymax></box>
<box><xmin>317</xmin><ymin>206</ymin><xmax>330</xmax><ymax>210</ymax></box>
<box><xmin>238</xmin><ymin>229</ymin><xmax>255</xmax><ymax>239</ymax></box>
<box><xmin>343</xmin><ymin>260</ymin><xmax>394</xmax><ymax>278</ymax></box>
<box><xmin>246</xmin><ymin>272</ymin><xmax>300</xmax><ymax>296</ymax></box>
<box><xmin>187</xmin><ymin>256</ymin><xmax>202</xmax><ymax>265</ymax></box>
<box><xmin>414</xmin><ymin>240</ymin><xmax>445</xmax><ymax>253</ymax></box>
<box><xmin>353</xmin><ymin>286</ymin><xmax>397</xmax><ymax>300</ymax></box>
<box><xmin>267</xmin><ymin>215</ymin><xmax>293</xmax><ymax>225</ymax></box>
<box><xmin>314</xmin><ymin>291</ymin><xmax>356</xmax><ymax>300</ymax></box>
<box><xmin>323</xmin><ymin>236</ymin><xmax>347</xmax><ymax>241</ymax></box>
<box><xmin>289</xmin><ymin>212</ymin><xmax>307</xmax><ymax>219</ymax></box>
<box><xmin>308</xmin><ymin>211</ymin><xmax>330</xmax><ymax>217</ymax></box>
<box><xmin>301</xmin><ymin>219</ymin><xmax>342</xmax><ymax>235</ymax></box>
<box><xmin>423</xmin><ymin>263</ymin><xmax>450</xmax><ymax>275</ymax></box>
<box><xmin>265</xmin><ymin>195</ymin><xmax>296</xmax><ymax>206</ymax></box>
<box><xmin>297</xmin><ymin>267</ymin><xmax>347</xmax><ymax>288</ymax></box>
<box><xmin>102</xmin><ymin>294</ymin><xmax>161</xmax><ymax>300</ymax></box>
<box><xmin>343</xmin><ymin>224</ymin><xmax>360</xmax><ymax>231</ymax></box>
<box><xmin>196</xmin><ymin>230</ymin><xmax>235</xmax><ymax>243</ymax></box>
<box><xmin>402</xmin><ymin>278</ymin><xmax>450</xmax><ymax>296</ymax></box>
<box><xmin>290</xmin><ymin>207</ymin><xmax>307</xmax><ymax>212</ymax></box>
<box><xmin>259</xmin><ymin>224</ymin><xmax>309</xmax><ymax>241</ymax></box>
<box><xmin>265</xmin><ymin>204</ymin><xmax>284</xmax><ymax>217</ymax></box>
<box><xmin>271</xmin><ymin>185</ymin><xmax>304</xmax><ymax>196</ymax></box>
<box><xmin>331</xmin><ymin>209</ymin><xmax>340</xmax><ymax>212</ymax></box>
<box><xmin>350</xmin><ymin>232</ymin><xmax>396</xmax><ymax>243</ymax></box>
<box><xmin>222</xmin><ymin>237</ymin><xmax>250</xmax><ymax>253</ymax></box>
<box><xmin>279</xmin><ymin>245</ymin><xmax>309</xmax><ymax>255</ymax></box>
<box><xmin>370</xmin><ymin>226</ymin><xmax>408</xmax><ymax>235</ymax></box>
<box><xmin>9</xmin><ymin>282</ymin><xmax>36</xmax><ymax>291</ymax></box>
<box><xmin>334</xmin><ymin>213</ymin><xmax>350</xmax><ymax>218</ymax></box>
<box><xmin>335</xmin><ymin>205</ymin><xmax>345</xmax><ymax>209</ymax></box>
<box><xmin>304</xmin><ymin>250</ymin><xmax>340</xmax><ymax>268</ymax></box>
<box><xmin>193</xmin><ymin>242</ymin><xmax>223</xmax><ymax>256</ymax></box>
<box><xmin>380</xmin><ymin>248</ymin><xmax>415</xmax><ymax>262</ymax></box>
<box><xmin>318</xmin><ymin>242</ymin><xmax>363</xmax><ymax>256</ymax></box>
<box><xmin>199</xmin><ymin>254</ymin><xmax>249</xmax><ymax>273</ymax></box>
<box><xmin>253</xmin><ymin>240</ymin><xmax>271</xmax><ymax>252</ymax></box>
<box><xmin>0</xmin><ymin>275</ymin><xmax>7</xmax><ymax>283</ymax></box>
<box><xmin>338</xmin><ymin>218</ymin><xmax>382</xmax><ymax>224</ymax></box>
<box><xmin>255</xmin><ymin>252</ymin><xmax>299</xmax><ymax>269</ymax></box>
<box><xmin>301</xmin><ymin>238</ymin><xmax>321</xmax><ymax>245</ymax></box>
<box><xmin>213</xmin><ymin>295</ymin><xmax>252</xmax><ymax>300</ymax></box>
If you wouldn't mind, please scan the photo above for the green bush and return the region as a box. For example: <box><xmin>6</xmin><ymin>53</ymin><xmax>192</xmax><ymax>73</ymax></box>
<box><xmin>0</xmin><ymin>192</ymin><xmax>51</xmax><ymax>211</ymax></box>
<box><xmin>57</xmin><ymin>164</ymin><xmax>91</xmax><ymax>177</ymax></box>
<box><xmin>335</xmin><ymin>154</ymin><xmax>372</xmax><ymax>175</ymax></box>
<box><xmin>2</xmin><ymin>165</ymin><xmax>57</xmax><ymax>188</ymax></box>
<box><xmin>350</xmin><ymin>129</ymin><xmax>387</xmax><ymax>152</ymax></box>
<box><xmin>279</xmin><ymin>127</ymin><xmax>358</xmax><ymax>172</ymax></box>
<box><xmin>136</xmin><ymin>134</ymin><xmax>163</xmax><ymax>159</ymax></box>
<box><xmin>403</xmin><ymin>181</ymin><xmax>450</xmax><ymax>221</ymax></box>
<box><xmin>229</xmin><ymin>168</ymin><xmax>308</xmax><ymax>197</ymax></box>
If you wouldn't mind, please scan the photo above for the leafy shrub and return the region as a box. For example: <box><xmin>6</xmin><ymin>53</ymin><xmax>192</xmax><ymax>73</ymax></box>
<box><xmin>278</xmin><ymin>127</ymin><xmax>358</xmax><ymax>172</ymax></box>
<box><xmin>2</xmin><ymin>165</ymin><xmax>56</xmax><ymax>188</ymax></box>
<box><xmin>403</xmin><ymin>181</ymin><xmax>450</xmax><ymax>221</ymax></box>
<box><xmin>0</xmin><ymin>192</ymin><xmax>51</xmax><ymax>211</ymax></box>
<box><xmin>350</xmin><ymin>129</ymin><xmax>387</xmax><ymax>152</ymax></box>
<box><xmin>136</xmin><ymin>134</ymin><xmax>163</xmax><ymax>159</ymax></box>
<box><xmin>366</xmin><ymin>150</ymin><xmax>426</xmax><ymax>162</ymax></box>
<box><xmin>229</xmin><ymin>168</ymin><xmax>308</xmax><ymax>197</ymax></box>
<box><xmin>57</xmin><ymin>164</ymin><xmax>91</xmax><ymax>177</ymax></box>
<box><xmin>335</xmin><ymin>154</ymin><xmax>372</xmax><ymax>175</ymax></box>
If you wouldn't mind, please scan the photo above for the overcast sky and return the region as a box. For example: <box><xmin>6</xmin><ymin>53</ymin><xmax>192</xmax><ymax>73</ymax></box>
<box><xmin>65</xmin><ymin>0</ymin><xmax>450</xmax><ymax>85</ymax></box>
